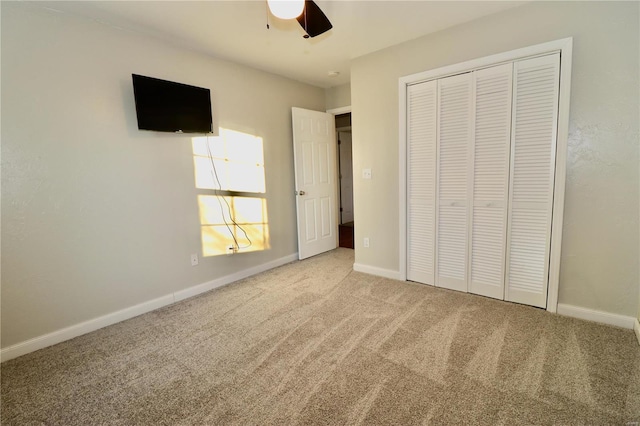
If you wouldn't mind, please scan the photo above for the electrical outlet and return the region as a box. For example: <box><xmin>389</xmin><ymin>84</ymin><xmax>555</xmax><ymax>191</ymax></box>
<box><xmin>362</xmin><ymin>168</ymin><xmax>372</xmax><ymax>179</ymax></box>
<box><xmin>190</xmin><ymin>253</ymin><xmax>199</xmax><ymax>266</ymax></box>
<box><xmin>363</xmin><ymin>237</ymin><xmax>370</xmax><ymax>248</ymax></box>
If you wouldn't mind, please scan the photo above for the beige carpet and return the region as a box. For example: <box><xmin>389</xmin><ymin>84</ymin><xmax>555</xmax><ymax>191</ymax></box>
<box><xmin>2</xmin><ymin>248</ymin><xmax>639</xmax><ymax>425</ymax></box>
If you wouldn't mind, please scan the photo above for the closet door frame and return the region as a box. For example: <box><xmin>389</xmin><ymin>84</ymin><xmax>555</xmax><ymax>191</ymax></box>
<box><xmin>398</xmin><ymin>37</ymin><xmax>573</xmax><ymax>313</ymax></box>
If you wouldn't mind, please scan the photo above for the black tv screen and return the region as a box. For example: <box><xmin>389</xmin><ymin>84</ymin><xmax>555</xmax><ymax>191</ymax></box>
<box><xmin>132</xmin><ymin>74</ymin><xmax>213</xmax><ymax>134</ymax></box>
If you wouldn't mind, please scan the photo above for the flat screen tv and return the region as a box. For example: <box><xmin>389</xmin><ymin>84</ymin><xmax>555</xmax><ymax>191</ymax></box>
<box><xmin>132</xmin><ymin>74</ymin><xmax>213</xmax><ymax>134</ymax></box>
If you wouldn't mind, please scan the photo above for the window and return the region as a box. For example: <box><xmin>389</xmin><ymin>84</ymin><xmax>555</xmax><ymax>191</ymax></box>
<box><xmin>192</xmin><ymin>128</ymin><xmax>269</xmax><ymax>256</ymax></box>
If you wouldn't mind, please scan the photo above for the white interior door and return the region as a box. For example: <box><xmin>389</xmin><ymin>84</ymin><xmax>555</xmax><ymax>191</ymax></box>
<box><xmin>338</xmin><ymin>131</ymin><xmax>353</xmax><ymax>224</ymax></box>
<box><xmin>292</xmin><ymin>107</ymin><xmax>338</xmax><ymax>260</ymax></box>
<box><xmin>436</xmin><ymin>72</ymin><xmax>473</xmax><ymax>292</ymax></box>
<box><xmin>405</xmin><ymin>49</ymin><xmax>565</xmax><ymax>310</ymax></box>
<box><xmin>505</xmin><ymin>53</ymin><xmax>560</xmax><ymax>308</ymax></box>
<box><xmin>468</xmin><ymin>63</ymin><xmax>513</xmax><ymax>300</ymax></box>
<box><xmin>406</xmin><ymin>80</ymin><xmax>437</xmax><ymax>285</ymax></box>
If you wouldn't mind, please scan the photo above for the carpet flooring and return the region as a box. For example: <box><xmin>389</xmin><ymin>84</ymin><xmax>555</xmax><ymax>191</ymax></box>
<box><xmin>2</xmin><ymin>248</ymin><xmax>640</xmax><ymax>425</ymax></box>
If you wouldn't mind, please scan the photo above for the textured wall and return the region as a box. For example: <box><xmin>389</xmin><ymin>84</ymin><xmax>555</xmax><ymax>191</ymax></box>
<box><xmin>1</xmin><ymin>2</ymin><xmax>325</xmax><ymax>347</ymax></box>
<box><xmin>350</xmin><ymin>1</ymin><xmax>639</xmax><ymax>316</ymax></box>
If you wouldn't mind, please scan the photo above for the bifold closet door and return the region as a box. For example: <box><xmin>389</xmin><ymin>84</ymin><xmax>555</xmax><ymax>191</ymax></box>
<box><xmin>505</xmin><ymin>53</ymin><xmax>560</xmax><ymax>308</ymax></box>
<box><xmin>406</xmin><ymin>80</ymin><xmax>437</xmax><ymax>285</ymax></box>
<box><xmin>435</xmin><ymin>72</ymin><xmax>472</xmax><ymax>292</ymax></box>
<box><xmin>468</xmin><ymin>63</ymin><xmax>513</xmax><ymax>300</ymax></box>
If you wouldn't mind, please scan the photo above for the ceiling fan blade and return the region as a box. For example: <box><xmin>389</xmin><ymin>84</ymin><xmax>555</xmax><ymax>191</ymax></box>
<box><xmin>296</xmin><ymin>0</ymin><xmax>333</xmax><ymax>38</ymax></box>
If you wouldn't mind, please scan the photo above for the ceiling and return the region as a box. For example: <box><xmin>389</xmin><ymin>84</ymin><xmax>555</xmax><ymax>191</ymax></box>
<box><xmin>37</xmin><ymin>1</ymin><xmax>526</xmax><ymax>88</ymax></box>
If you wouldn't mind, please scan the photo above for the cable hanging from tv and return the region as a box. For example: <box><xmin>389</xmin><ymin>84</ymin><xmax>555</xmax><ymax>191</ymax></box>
<box><xmin>206</xmin><ymin>136</ymin><xmax>252</xmax><ymax>252</ymax></box>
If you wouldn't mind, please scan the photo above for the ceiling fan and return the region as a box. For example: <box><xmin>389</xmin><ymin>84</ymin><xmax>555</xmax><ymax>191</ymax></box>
<box><xmin>267</xmin><ymin>0</ymin><xmax>333</xmax><ymax>38</ymax></box>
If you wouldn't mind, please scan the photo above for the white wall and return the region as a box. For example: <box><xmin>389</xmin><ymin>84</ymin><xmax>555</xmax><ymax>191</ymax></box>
<box><xmin>1</xmin><ymin>2</ymin><xmax>325</xmax><ymax>348</ymax></box>
<box><xmin>351</xmin><ymin>1</ymin><xmax>639</xmax><ymax>316</ymax></box>
<box><xmin>325</xmin><ymin>83</ymin><xmax>351</xmax><ymax>110</ymax></box>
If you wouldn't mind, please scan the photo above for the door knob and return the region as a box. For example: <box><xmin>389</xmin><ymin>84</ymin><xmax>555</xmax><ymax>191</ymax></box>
<box><xmin>298</xmin><ymin>190</ymin><xmax>306</xmax><ymax>196</ymax></box>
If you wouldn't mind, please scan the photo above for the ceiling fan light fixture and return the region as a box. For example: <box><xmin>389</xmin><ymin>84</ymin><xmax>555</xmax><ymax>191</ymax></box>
<box><xmin>267</xmin><ymin>0</ymin><xmax>305</xmax><ymax>20</ymax></box>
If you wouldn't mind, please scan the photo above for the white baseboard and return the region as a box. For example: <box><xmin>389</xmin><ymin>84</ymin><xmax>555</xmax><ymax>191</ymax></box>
<box><xmin>353</xmin><ymin>263</ymin><xmax>402</xmax><ymax>280</ymax></box>
<box><xmin>634</xmin><ymin>318</ymin><xmax>640</xmax><ymax>346</ymax></box>
<box><xmin>556</xmin><ymin>303</ymin><xmax>636</xmax><ymax>330</ymax></box>
<box><xmin>1</xmin><ymin>253</ymin><xmax>298</xmax><ymax>363</ymax></box>
<box><xmin>0</xmin><ymin>294</ymin><xmax>175</xmax><ymax>363</ymax></box>
<box><xmin>174</xmin><ymin>253</ymin><xmax>297</xmax><ymax>302</ymax></box>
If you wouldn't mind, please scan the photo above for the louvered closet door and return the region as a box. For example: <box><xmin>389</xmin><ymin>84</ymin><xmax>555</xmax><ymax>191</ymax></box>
<box><xmin>505</xmin><ymin>53</ymin><xmax>560</xmax><ymax>308</ymax></box>
<box><xmin>436</xmin><ymin>72</ymin><xmax>472</xmax><ymax>292</ymax></box>
<box><xmin>407</xmin><ymin>81</ymin><xmax>437</xmax><ymax>284</ymax></box>
<box><xmin>468</xmin><ymin>63</ymin><xmax>513</xmax><ymax>300</ymax></box>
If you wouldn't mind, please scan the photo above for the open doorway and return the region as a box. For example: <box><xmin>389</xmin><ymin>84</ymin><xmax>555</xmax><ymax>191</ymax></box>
<box><xmin>335</xmin><ymin>112</ymin><xmax>354</xmax><ymax>249</ymax></box>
